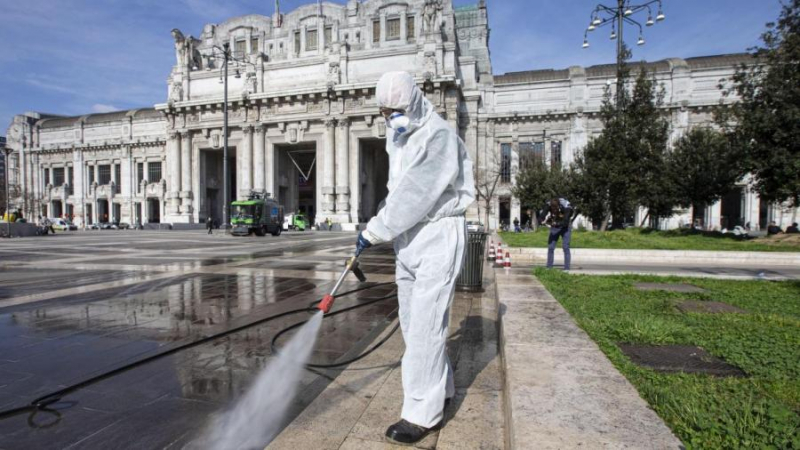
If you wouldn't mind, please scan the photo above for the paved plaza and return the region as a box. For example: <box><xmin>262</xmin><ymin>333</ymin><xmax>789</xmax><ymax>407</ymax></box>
<box><xmin>0</xmin><ymin>231</ymin><xmax>402</xmax><ymax>448</ymax></box>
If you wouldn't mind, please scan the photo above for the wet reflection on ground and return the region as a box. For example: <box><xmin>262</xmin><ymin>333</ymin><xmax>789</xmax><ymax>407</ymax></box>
<box><xmin>0</xmin><ymin>231</ymin><xmax>397</xmax><ymax>449</ymax></box>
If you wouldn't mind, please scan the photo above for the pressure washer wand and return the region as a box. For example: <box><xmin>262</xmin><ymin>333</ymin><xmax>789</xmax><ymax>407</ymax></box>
<box><xmin>317</xmin><ymin>250</ymin><xmax>367</xmax><ymax>314</ymax></box>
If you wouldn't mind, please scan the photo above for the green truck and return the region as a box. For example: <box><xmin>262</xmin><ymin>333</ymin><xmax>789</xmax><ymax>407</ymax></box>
<box><xmin>231</xmin><ymin>192</ymin><xmax>284</xmax><ymax>237</ymax></box>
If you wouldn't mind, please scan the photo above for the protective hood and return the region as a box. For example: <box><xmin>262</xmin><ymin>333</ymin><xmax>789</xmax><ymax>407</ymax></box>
<box><xmin>376</xmin><ymin>71</ymin><xmax>434</xmax><ymax>136</ymax></box>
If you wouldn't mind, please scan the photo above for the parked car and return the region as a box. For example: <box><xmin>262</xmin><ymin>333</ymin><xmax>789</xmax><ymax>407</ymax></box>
<box><xmin>99</xmin><ymin>222</ymin><xmax>116</xmax><ymax>230</ymax></box>
<box><xmin>117</xmin><ymin>222</ymin><xmax>131</xmax><ymax>230</ymax></box>
<box><xmin>50</xmin><ymin>218</ymin><xmax>72</xmax><ymax>232</ymax></box>
<box><xmin>88</xmin><ymin>223</ymin><xmax>101</xmax><ymax>230</ymax></box>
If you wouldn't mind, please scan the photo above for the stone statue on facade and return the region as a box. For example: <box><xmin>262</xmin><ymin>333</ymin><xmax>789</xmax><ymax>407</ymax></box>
<box><xmin>171</xmin><ymin>29</ymin><xmax>187</xmax><ymax>67</ymax></box>
<box><xmin>423</xmin><ymin>0</ymin><xmax>443</xmax><ymax>35</ymax></box>
<box><xmin>171</xmin><ymin>28</ymin><xmax>202</xmax><ymax>70</ymax></box>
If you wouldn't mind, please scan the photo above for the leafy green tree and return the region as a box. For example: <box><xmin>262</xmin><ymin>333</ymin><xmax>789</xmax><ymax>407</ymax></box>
<box><xmin>721</xmin><ymin>0</ymin><xmax>800</xmax><ymax>205</ymax></box>
<box><xmin>669</xmin><ymin>128</ymin><xmax>746</xmax><ymax>215</ymax></box>
<box><xmin>511</xmin><ymin>159</ymin><xmax>571</xmax><ymax>229</ymax></box>
<box><xmin>626</xmin><ymin>69</ymin><xmax>673</xmax><ymax>227</ymax></box>
<box><xmin>570</xmin><ymin>47</ymin><xmax>671</xmax><ymax>230</ymax></box>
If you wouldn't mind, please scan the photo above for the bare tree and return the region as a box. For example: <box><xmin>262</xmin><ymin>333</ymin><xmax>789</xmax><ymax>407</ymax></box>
<box><xmin>473</xmin><ymin>150</ymin><xmax>505</xmax><ymax>231</ymax></box>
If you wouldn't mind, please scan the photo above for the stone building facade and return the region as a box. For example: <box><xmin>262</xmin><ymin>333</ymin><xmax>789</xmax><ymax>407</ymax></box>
<box><xmin>5</xmin><ymin>0</ymin><xmax>797</xmax><ymax>230</ymax></box>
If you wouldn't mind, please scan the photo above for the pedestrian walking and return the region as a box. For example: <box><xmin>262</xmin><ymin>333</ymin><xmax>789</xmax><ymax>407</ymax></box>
<box><xmin>356</xmin><ymin>71</ymin><xmax>475</xmax><ymax>445</ymax></box>
<box><xmin>539</xmin><ymin>198</ymin><xmax>574</xmax><ymax>271</ymax></box>
<box><xmin>207</xmin><ymin>217</ymin><xmax>214</xmax><ymax>234</ymax></box>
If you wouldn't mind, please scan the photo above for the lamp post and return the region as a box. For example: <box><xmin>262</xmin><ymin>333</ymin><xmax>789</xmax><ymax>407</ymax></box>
<box><xmin>206</xmin><ymin>43</ymin><xmax>257</xmax><ymax>229</ymax></box>
<box><xmin>583</xmin><ymin>0</ymin><xmax>665</xmax><ymax>105</ymax></box>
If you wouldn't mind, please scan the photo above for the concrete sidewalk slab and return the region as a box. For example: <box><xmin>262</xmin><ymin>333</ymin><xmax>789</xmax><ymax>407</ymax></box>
<box><xmin>496</xmin><ymin>269</ymin><xmax>683</xmax><ymax>449</ymax></box>
<box><xmin>504</xmin><ymin>246</ymin><xmax>800</xmax><ymax>266</ymax></box>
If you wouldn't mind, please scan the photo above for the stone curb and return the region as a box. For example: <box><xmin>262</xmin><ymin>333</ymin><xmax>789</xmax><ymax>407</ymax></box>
<box><xmin>500</xmin><ymin>246</ymin><xmax>800</xmax><ymax>266</ymax></box>
<box><xmin>495</xmin><ymin>268</ymin><xmax>684</xmax><ymax>449</ymax></box>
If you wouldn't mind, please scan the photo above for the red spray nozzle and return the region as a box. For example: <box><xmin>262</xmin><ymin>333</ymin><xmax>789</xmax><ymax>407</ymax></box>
<box><xmin>318</xmin><ymin>294</ymin><xmax>335</xmax><ymax>314</ymax></box>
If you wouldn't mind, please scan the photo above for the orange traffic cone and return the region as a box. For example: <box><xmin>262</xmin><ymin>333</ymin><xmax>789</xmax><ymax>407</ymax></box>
<box><xmin>504</xmin><ymin>251</ymin><xmax>512</xmax><ymax>268</ymax></box>
<box><xmin>496</xmin><ymin>244</ymin><xmax>504</xmax><ymax>265</ymax></box>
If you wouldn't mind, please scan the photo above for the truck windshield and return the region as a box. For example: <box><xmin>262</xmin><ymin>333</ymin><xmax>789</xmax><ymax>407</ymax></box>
<box><xmin>232</xmin><ymin>205</ymin><xmax>255</xmax><ymax>219</ymax></box>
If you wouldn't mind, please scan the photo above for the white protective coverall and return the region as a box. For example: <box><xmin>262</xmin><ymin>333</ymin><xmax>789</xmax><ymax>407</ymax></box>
<box><xmin>364</xmin><ymin>72</ymin><xmax>476</xmax><ymax>428</ymax></box>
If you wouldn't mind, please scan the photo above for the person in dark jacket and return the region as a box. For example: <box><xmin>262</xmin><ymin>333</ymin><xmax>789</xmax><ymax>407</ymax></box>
<box><xmin>786</xmin><ymin>222</ymin><xmax>799</xmax><ymax>234</ymax></box>
<box><xmin>539</xmin><ymin>198</ymin><xmax>574</xmax><ymax>271</ymax></box>
<box><xmin>207</xmin><ymin>218</ymin><xmax>214</xmax><ymax>234</ymax></box>
<box><xmin>767</xmin><ymin>221</ymin><xmax>783</xmax><ymax>235</ymax></box>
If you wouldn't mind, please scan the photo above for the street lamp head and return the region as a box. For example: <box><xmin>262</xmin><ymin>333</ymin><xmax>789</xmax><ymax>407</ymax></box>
<box><xmin>235</xmin><ymin>69</ymin><xmax>241</xmax><ymax>79</ymax></box>
<box><xmin>646</xmin><ymin>16</ymin><xmax>655</xmax><ymax>26</ymax></box>
<box><xmin>637</xmin><ymin>35</ymin><xmax>645</xmax><ymax>46</ymax></box>
<box><xmin>656</xmin><ymin>10</ymin><xmax>665</xmax><ymax>21</ymax></box>
<box><xmin>610</xmin><ymin>29</ymin><xmax>617</xmax><ymax>40</ymax></box>
<box><xmin>588</xmin><ymin>23</ymin><xmax>596</xmax><ymax>31</ymax></box>
<box><xmin>624</xmin><ymin>8</ymin><xmax>633</xmax><ymax>16</ymax></box>
<box><xmin>582</xmin><ymin>39</ymin><xmax>590</xmax><ymax>49</ymax></box>
<box><xmin>592</xmin><ymin>17</ymin><xmax>602</xmax><ymax>26</ymax></box>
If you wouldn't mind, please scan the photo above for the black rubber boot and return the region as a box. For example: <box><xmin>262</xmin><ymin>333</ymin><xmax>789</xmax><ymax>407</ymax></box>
<box><xmin>385</xmin><ymin>419</ymin><xmax>442</xmax><ymax>445</ymax></box>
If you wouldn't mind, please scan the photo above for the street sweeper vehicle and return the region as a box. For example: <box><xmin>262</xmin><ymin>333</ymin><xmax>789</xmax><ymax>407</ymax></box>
<box><xmin>231</xmin><ymin>190</ymin><xmax>284</xmax><ymax>237</ymax></box>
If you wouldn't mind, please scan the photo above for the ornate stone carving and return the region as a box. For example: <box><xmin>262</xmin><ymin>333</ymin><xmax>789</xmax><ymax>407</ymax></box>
<box><xmin>338</xmin><ymin>117</ymin><xmax>350</xmax><ymax>128</ymax></box>
<box><xmin>327</xmin><ymin>62</ymin><xmax>341</xmax><ymax>85</ymax></box>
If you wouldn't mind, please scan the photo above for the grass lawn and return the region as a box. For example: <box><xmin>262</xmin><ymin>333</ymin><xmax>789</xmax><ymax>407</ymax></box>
<box><xmin>500</xmin><ymin>228</ymin><xmax>800</xmax><ymax>252</ymax></box>
<box><xmin>536</xmin><ymin>269</ymin><xmax>800</xmax><ymax>449</ymax></box>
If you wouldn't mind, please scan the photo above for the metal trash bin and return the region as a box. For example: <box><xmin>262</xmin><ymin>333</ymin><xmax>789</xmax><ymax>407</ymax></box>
<box><xmin>456</xmin><ymin>232</ymin><xmax>488</xmax><ymax>292</ymax></box>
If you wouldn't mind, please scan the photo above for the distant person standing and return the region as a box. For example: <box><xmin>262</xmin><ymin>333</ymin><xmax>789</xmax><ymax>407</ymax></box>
<box><xmin>539</xmin><ymin>198</ymin><xmax>574</xmax><ymax>271</ymax></box>
<box><xmin>207</xmin><ymin>218</ymin><xmax>214</xmax><ymax>234</ymax></box>
<box><xmin>513</xmin><ymin>217</ymin><xmax>520</xmax><ymax>233</ymax></box>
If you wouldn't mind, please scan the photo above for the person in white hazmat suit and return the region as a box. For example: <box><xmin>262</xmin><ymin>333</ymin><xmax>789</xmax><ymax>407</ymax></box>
<box><xmin>356</xmin><ymin>71</ymin><xmax>475</xmax><ymax>445</ymax></box>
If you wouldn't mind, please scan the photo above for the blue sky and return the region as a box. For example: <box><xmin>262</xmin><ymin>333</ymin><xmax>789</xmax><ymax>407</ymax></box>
<box><xmin>0</xmin><ymin>0</ymin><xmax>783</xmax><ymax>131</ymax></box>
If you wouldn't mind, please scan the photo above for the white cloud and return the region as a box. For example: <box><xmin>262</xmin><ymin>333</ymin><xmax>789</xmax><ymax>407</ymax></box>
<box><xmin>91</xmin><ymin>104</ymin><xmax>119</xmax><ymax>113</ymax></box>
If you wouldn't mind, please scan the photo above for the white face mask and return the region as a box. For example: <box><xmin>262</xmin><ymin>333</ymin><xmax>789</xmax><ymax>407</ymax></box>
<box><xmin>387</xmin><ymin>112</ymin><xmax>410</xmax><ymax>135</ymax></box>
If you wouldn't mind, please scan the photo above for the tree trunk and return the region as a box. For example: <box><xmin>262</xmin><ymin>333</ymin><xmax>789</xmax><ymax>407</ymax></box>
<box><xmin>600</xmin><ymin>214</ymin><xmax>611</xmax><ymax>231</ymax></box>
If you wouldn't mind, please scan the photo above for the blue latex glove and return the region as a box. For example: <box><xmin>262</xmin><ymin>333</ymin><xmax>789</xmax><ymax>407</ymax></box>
<box><xmin>356</xmin><ymin>231</ymin><xmax>373</xmax><ymax>256</ymax></box>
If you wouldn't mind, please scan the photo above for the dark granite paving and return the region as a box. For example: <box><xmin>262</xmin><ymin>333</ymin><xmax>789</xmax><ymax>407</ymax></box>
<box><xmin>0</xmin><ymin>231</ymin><xmax>397</xmax><ymax>449</ymax></box>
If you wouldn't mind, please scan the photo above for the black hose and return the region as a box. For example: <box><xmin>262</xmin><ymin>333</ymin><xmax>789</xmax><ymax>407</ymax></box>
<box><xmin>276</xmin><ymin>290</ymin><xmax>401</xmax><ymax>369</ymax></box>
<box><xmin>0</xmin><ymin>281</ymin><xmax>398</xmax><ymax>422</ymax></box>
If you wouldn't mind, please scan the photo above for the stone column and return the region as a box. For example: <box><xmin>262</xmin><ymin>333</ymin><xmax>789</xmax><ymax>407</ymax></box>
<box><xmin>192</xmin><ymin>137</ymin><xmax>200</xmax><ymax>222</ymax></box>
<box><xmin>510</xmin><ymin>141</ymin><xmax>521</xmax><ymax>224</ymax></box>
<box><xmin>253</xmin><ymin>124</ymin><xmax>266</xmax><ymax>191</ymax></box>
<box><xmin>336</xmin><ymin>118</ymin><xmax>351</xmax><ymax>221</ymax></box>
<box><xmin>349</xmin><ymin>134</ymin><xmax>360</xmax><ymax>224</ymax></box>
<box><xmin>322</xmin><ymin>118</ymin><xmax>337</xmax><ymax>215</ymax></box>
<box><xmin>265</xmin><ymin>137</ymin><xmax>275</xmax><ymax>197</ymax></box>
<box><xmin>744</xmin><ymin>187</ymin><xmax>760</xmax><ymax>230</ymax></box>
<box><xmin>240</xmin><ymin>126</ymin><xmax>253</xmax><ymax>199</ymax></box>
<box><xmin>708</xmin><ymin>201</ymin><xmax>722</xmax><ymax>231</ymax></box>
<box><xmin>180</xmin><ymin>131</ymin><xmax>192</xmax><ymax>215</ymax></box>
<box><xmin>166</xmin><ymin>132</ymin><xmax>181</xmax><ymax>215</ymax></box>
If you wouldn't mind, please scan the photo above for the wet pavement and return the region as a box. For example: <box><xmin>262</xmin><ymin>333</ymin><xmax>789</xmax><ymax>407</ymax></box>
<box><xmin>0</xmin><ymin>230</ymin><xmax>399</xmax><ymax>449</ymax></box>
